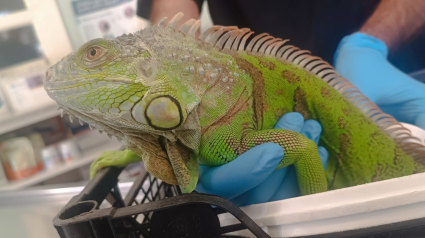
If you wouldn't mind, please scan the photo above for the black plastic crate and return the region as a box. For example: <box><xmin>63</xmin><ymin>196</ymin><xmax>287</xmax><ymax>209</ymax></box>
<box><xmin>53</xmin><ymin>166</ymin><xmax>270</xmax><ymax>238</ymax></box>
<box><xmin>53</xmin><ymin>165</ymin><xmax>425</xmax><ymax>238</ymax></box>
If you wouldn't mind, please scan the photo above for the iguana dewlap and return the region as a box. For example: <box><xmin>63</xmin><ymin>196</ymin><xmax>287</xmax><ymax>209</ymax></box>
<box><xmin>44</xmin><ymin>13</ymin><xmax>425</xmax><ymax>194</ymax></box>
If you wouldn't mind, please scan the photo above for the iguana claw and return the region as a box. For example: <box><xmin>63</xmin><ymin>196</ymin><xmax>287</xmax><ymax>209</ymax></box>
<box><xmin>90</xmin><ymin>150</ymin><xmax>142</xmax><ymax>178</ymax></box>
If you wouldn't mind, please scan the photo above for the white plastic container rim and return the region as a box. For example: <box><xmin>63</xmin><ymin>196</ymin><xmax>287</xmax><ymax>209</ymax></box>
<box><xmin>219</xmin><ymin>123</ymin><xmax>425</xmax><ymax>237</ymax></box>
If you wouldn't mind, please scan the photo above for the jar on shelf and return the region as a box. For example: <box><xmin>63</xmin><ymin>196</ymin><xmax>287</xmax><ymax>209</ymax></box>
<box><xmin>0</xmin><ymin>137</ymin><xmax>39</xmax><ymax>181</ymax></box>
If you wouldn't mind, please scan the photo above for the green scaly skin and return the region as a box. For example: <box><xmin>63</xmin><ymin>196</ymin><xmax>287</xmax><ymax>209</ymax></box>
<box><xmin>44</xmin><ymin>19</ymin><xmax>423</xmax><ymax>195</ymax></box>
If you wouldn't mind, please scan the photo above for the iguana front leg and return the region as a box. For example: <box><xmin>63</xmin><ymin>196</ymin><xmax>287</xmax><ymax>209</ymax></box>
<box><xmin>90</xmin><ymin>147</ymin><xmax>181</xmax><ymax>186</ymax></box>
<box><xmin>241</xmin><ymin>129</ymin><xmax>327</xmax><ymax>195</ymax></box>
<box><xmin>90</xmin><ymin>138</ymin><xmax>197</xmax><ymax>191</ymax></box>
<box><xmin>90</xmin><ymin>150</ymin><xmax>142</xmax><ymax>178</ymax></box>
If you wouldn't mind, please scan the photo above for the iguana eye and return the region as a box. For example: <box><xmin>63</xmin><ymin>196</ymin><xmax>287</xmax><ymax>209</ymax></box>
<box><xmin>86</xmin><ymin>46</ymin><xmax>102</xmax><ymax>60</ymax></box>
<box><xmin>79</xmin><ymin>41</ymin><xmax>115</xmax><ymax>68</ymax></box>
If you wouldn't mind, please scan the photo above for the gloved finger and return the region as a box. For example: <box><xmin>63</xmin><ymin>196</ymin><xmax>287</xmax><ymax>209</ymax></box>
<box><xmin>318</xmin><ymin>146</ymin><xmax>328</xmax><ymax>169</ymax></box>
<box><xmin>270</xmin><ymin>165</ymin><xmax>301</xmax><ymax>201</ymax></box>
<box><xmin>301</xmin><ymin>119</ymin><xmax>322</xmax><ymax>144</ymax></box>
<box><xmin>415</xmin><ymin>112</ymin><xmax>425</xmax><ymax>131</ymax></box>
<box><xmin>301</xmin><ymin>119</ymin><xmax>329</xmax><ymax>168</ymax></box>
<box><xmin>274</xmin><ymin>112</ymin><xmax>304</xmax><ymax>132</ymax></box>
<box><xmin>230</xmin><ymin>167</ymin><xmax>289</xmax><ymax>206</ymax></box>
<box><xmin>196</xmin><ymin>143</ymin><xmax>284</xmax><ymax>200</ymax></box>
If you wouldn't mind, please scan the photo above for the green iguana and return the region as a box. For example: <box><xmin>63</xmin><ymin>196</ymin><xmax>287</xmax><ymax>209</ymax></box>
<box><xmin>44</xmin><ymin>13</ymin><xmax>425</xmax><ymax>195</ymax></box>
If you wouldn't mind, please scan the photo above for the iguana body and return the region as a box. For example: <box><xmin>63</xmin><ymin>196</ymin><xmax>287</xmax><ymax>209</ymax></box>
<box><xmin>44</xmin><ymin>13</ymin><xmax>425</xmax><ymax>194</ymax></box>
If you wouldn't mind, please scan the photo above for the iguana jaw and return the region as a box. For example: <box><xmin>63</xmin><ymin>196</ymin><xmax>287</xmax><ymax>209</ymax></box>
<box><xmin>58</xmin><ymin>101</ymin><xmax>200</xmax><ymax>193</ymax></box>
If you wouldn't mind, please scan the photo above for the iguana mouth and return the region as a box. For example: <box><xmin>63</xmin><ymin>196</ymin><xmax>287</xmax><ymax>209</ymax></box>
<box><xmin>44</xmin><ymin>66</ymin><xmax>132</xmax><ymax>97</ymax></box>
<box><xmin>44</xmin><ymin>79</ymin><xmax>131</xmax><ymax>96</ymax></box>
<box><xmin>58</xmin><ymin>106</ymin><xmax>124</xmax><ymax>142</ymax></box>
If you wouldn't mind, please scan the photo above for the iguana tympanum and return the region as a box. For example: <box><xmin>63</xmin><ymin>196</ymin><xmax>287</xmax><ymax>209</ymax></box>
<box><xmin>44</xmin><ymin>13</ymin><xmax>425</xmax><ymax>195</ymax></box>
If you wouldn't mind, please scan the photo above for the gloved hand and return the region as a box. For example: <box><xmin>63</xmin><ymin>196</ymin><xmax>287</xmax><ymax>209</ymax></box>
<box><xmin>334</xmin><ymin>32</ymin><xmax>425</xmax><ymax>130</ymax></box>
<box><xmin>196</xmin><ymin>112</ymin><xmax>328</xmax><ymax>206</ymax></box>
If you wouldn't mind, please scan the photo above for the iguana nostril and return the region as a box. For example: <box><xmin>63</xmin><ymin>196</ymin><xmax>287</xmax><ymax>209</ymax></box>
<box><xmin>45</xmin><ymin>68</ymin><xmax>54</xmax><ymax>82</ymax></box>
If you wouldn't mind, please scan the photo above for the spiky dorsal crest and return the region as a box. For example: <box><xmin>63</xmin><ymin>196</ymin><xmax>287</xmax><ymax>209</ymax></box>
<box><xmin>157</xmin><ymin>13</ymin><xmax>425</xmax><ymax>163</ymax></box>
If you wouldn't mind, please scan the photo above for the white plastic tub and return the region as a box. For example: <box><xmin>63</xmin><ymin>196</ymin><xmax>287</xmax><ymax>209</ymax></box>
<box><xmin>219</xmin><ymin>123</ymin><xmax>425</xmax><ymax>237</ymax></box>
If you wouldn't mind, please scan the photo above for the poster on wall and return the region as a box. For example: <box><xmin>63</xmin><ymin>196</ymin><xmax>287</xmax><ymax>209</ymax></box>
<box><xmin>72</xmin><ymin>0</ymin><xmax>139</xmax><ymax>42</ymax></box>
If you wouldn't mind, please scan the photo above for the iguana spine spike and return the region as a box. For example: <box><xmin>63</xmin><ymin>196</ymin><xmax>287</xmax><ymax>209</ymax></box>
<box><xmin>311</xmin><ymin>64</ymin><xmax>333</xmax><ymax>75</ymax></box>
<box><xmin>304</xmin><ymin>59</ymin><xmax>327</xmax><ymax>71</ymax></box>
<box><xmin>167</xmin><ymin>12</ymin><xmax>184</xmax><ymax>29</ymax></box>
<box><xmin>298</xmin><ymin>56</ymin><xmax>321</xmax><ymax>68</ymax></box>
<box><xmin>157</xmin><ymin>17</ymin><xmax>167</xmax><ymax>27</ymax></box>
<box><xmin>270</xmin><ymin>40</ymin><xmax>290</xmax><ymax>56</ymax></box>
<box><xmin>206</xmin><ymin>27</ymin><xmax>237</xmax><ymax>46</ymax></box>
<box><xmin>276</xmin><ymin>45</ymin><xmax>296</xmax><ymax>59</ymax></box>
<box><xmin>293</xmin><ymin>54</ymin><xmax>311</xmax><ymax>65</ymax></box>
<box><xmin>338</xmin><ymin>84</ymin><xmax>357</xmax><ymax>95</ymax></box>
<box><xmin>259</xmin><ymin>38</ymin><xmax>282</xmax><ymax>54</ymax></box>
<box><xmin>378</xmin><ymin>119</ymin><xmax>401</xmax><ymax>130</ymax></box>
<box><xmin>287</xmin><ymin>50</ymin><xmax>311</xmax><ymax>62</ymax></box>
<box><xmin>231</xmin><ymin>28</ymin><xmax>251</xmax><ymax>51</ymax></box>
<box><xmin>224</xmin><ymin>30</ymin><xmax>242</xmax><ymax>50</ymax></box>
<box><xmin>396</xmin><ymin>134</ymin><xmax>420</xmax><ymax>144</ymax></box>
<box><xmin>364</xmin><ymin>108</ymin><xmax>380</xmax><ymax>117</ymax></box>
<box><xmin>281</xmin><ymin>47</ymin><xmax>300</xmax><ymax>60</ymax></box>
<box><xmin>405</xmin><ymin>142</ymin><xmax>425</xmax><ymax>151</ymax></box>
<box><xmin>317</xmin><ymin>69</ymin><xmax>337</xmax><ymax>79</ymax></box>
<box><xmin>386</xmin><ymin>126</ymin><xmax>410</xmax><ymax>136</ymax></box>
<box><xmin>377</xmin><ymin>119</ymin><xmax>398</xmax><ymax>130</ymax></box>
<box><xmin>331</xmin><ymin>79</ymin><xmax>350</xmax><ymax>90</ymax></box>
<box><xmin>261</xmin><ymin>38</ymin><xmax>282</xmax><ymax>55</ymax></box>
<box><xmin>216</xmin><ymin>30</ymin><xmax>236</xmax><ymax>49</ymax></box>
<box><xmin>199</xmin><ymin>26</ymin><xmax>222</xmax><ymax>42</ymax></box>
<box><xmin>238</xmin><ymin>31</ymin><xmax>254</xmax><ymax>51</ymax></box>
<box><xmin>246</xmin><ymin>33</ymin><xmax>269</xmax><ymax>52</ymax></box>
<box><xmin>204</xmin><ymin>27</ymin><xmax>226</xmax><ymax>45</ymax></box>
<box><xmin>329</xmin><ymin>78</ymin><xmax>348</xmax><ymax>88</ymax></box>
<box><xmin>252</xmin><ymin>36</ymin><xmax>274</xmax><ymax>54</ymax></box>
<box><xmin>188</xmin><ymin>20</ymin><xmax>201</xmax><ymax>37</ymax></box>
<box><xmin>322</xmin><ymin>73</ymin><xmax>340</xmax><ymax>83</ymax></box>
<box><xmin>343</xmin><ymin>89</ymin><xmax>362</xmax><ymax>97</ymax></box>
<box><xmin>371</xmin><ymin>113</ymin><xmax>390</xmax><ymax>122</ymax></box>
<box><xmin>178</xmin><ymin>19</ymin><xmax>196</xmax><ymax>35</ymax></box>
<box><xmin>400</xmin><ymin>137</ymin><xmax>419</xmax><ymax>145</ymax></box>
<box><xmin>377</xmin><ymin>118</ymin><xmax>395</xmax><ymax>125</ymax></box>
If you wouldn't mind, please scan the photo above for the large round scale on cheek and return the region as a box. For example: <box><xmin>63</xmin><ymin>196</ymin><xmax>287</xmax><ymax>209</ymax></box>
<box><xmin>145</xmin><ymin>96</ymin><xmax>182</xmax><ymax>130</ymax></box>
<box><xmin>131</xmin><ymin>100</ymin><xmax>148</xmax><ymax>125</ymax></box>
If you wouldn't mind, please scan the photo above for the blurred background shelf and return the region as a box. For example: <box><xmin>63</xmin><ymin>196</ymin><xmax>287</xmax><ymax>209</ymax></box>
<box><xmin>0</xmin><ymin>102</ymin><xmax>59</xmax><ymax>135</ymax></box>
<box><xmin>0</xmin><ymin>139</ymin><xmax>123</xmax><ymax>192</ymax></box>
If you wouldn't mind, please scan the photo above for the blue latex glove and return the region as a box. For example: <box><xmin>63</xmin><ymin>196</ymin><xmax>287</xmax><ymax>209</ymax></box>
<box><xmin>334</xmin><ymin>32</ymin><xmax>425</xmax><ymax>130</ymax></box>
<box><xmin>196</xmin><ymin>112</ymin><xmax>328</xmax><ymax>206</ymax></box>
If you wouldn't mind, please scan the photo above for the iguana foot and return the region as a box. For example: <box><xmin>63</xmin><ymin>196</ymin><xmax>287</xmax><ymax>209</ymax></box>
<box><xmin>241</xmin><ymin>129</ymin><xmax>328</xmax><ymax>195</ymax></box>
<box><xmin>90</xmin><ymin>150</ymin><xmax>142</xmax><ymax>178</ymax></box>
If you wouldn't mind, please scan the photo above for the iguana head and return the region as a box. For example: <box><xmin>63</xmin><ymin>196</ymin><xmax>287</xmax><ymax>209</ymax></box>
<box><xmin>44</xmin><ymin>14</ymin><xmax>213</xmax><ymax>192</ymax></box>
<box><xmin>44</xmin><ymin>35</ymin><xmax>187</xmax><ymax>133</ymax></box>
